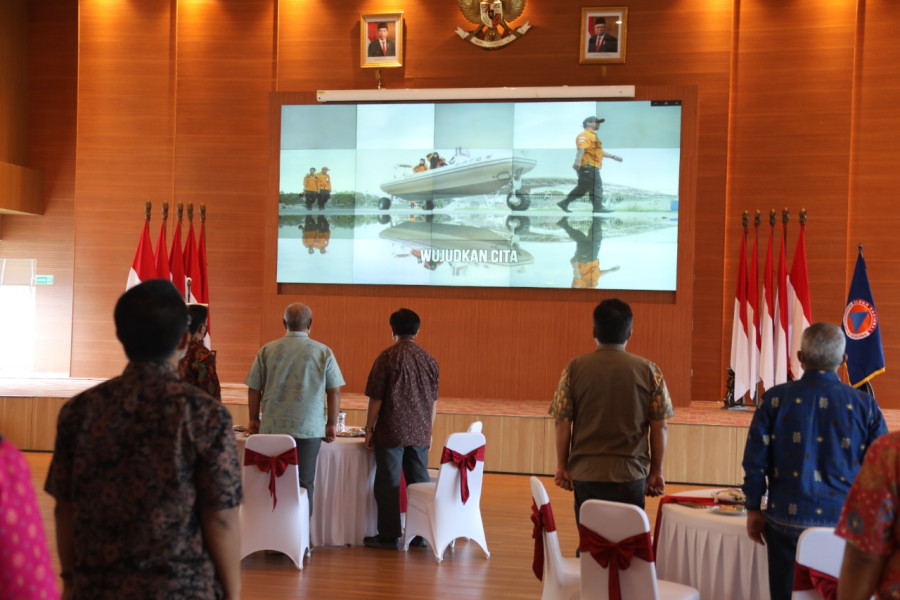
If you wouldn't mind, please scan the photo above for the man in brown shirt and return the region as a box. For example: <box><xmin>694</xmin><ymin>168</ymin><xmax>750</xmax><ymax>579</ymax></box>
<box><xmin>363</xmin><ymin>308</ymin><xmax>439</xmax><ymax>549</ymax></box>
<box><xmin>549</xmin><ymin>298</ymin><xmax>674</xmax><ymax>524</ymax></box>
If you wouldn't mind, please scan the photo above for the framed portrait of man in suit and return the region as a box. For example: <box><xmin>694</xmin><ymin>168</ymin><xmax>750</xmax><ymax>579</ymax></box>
<box><xmin>361</xmin><ymin>13</ymin><xmax>404</xmax><ymax>69</ymax></box>
<box><xmin>579</xmin><ymin>7</ymin><xmax>627</xmax><ymax>64</ymax></box>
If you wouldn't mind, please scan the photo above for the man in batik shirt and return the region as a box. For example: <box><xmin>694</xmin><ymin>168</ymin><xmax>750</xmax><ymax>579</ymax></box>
<box><xmin>742</xmin><ymin>322</ymin><xmax>887</xmax><ymax>600</ymax></box>
<box><xmin>45</xmin><ymin>280</ymin><xmax>242</xmax><ymax>599</ymax></box>
<box><xmin>550</xmin><ymin>298</ymin><xmax>673</xmax><ymax>524</ymax></box>
<box><xmin>363</xmin><ymin>308</ymin><xmax>439</xmax><ymax>550</ymax></box>
<box><xmin>836</xmin><ymin>431</ymin><xmax>900</xmax><ymax>599</ymax></box>
<box><xmin>178</xmin><ymin>303</ymin><xmax>221</xmax><ymax>400</ymax></box>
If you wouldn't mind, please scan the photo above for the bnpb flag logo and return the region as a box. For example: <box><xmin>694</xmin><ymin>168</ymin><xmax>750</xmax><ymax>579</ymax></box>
<box><xmin>843</xmin><ymin>299</ymin><xmax>878</xmax><ymax>341</ymax></box>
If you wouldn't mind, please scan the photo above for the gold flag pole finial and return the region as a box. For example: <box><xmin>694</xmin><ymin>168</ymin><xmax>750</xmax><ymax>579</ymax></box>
<box><xmin>144</xmin><ymin>201</ymin><xmax>152</xmax><ymax>221</ymax></box>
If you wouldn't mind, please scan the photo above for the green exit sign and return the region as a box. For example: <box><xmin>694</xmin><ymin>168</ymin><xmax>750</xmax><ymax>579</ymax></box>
<box><xmin>35</xmin><ymin>275</ymin><xmax>54</xmax><ymax>285</ymax></box>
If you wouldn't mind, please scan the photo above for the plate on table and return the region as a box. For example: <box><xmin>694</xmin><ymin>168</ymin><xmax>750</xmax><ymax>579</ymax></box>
<box><xmin>338</xmin><ymin>426</ymin><xmax>365</xmax><ymax>438</ymax></box>
<box><xmin>709</xmin><ymin>504</ymin><xmax>746</xmax><ymax>516</ymax></box>
<box><xmin>713</xmin><ymin>487</ymin><xmax>746</xmax><ymax>506</ymax></box>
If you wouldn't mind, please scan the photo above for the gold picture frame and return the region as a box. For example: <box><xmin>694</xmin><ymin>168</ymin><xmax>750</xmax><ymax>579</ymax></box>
<box><xmin>579</xmin><ymin>7</ymin><xmax>627</xmax><ymax>64</ymax></box>
<box><xmin>361</xmin><ymin>13</ymin><xmax>404</xmax><ymax>69</ymax></box>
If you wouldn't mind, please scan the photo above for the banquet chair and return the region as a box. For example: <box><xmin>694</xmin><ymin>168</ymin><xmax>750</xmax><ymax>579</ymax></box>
<box><xmin>403</xmin><ymin>431</ymin><xmax>490</xmax><ymax>562</ymax></box>
<box><xmin>792</xmin><ymin>527</ymin><xmax>845</xmax><ymax>600</ymax></box>
<box><xmin>530</xmin><ymin>476</ymin><xmax>580</xmax><ymax>600</ymax></box>
<box><xmin>239</xmin><ymin>434</ymin><xmax>310</xmax><ymax>570</ymax></box>
<box><xmin>579</xmin><ymin>499</ymin><xmax>699</xmax><ymax>600</ymax></box>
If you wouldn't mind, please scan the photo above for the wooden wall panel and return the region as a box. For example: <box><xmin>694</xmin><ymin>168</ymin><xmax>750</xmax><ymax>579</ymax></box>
<box><xmin>173</xmin><ymin>0</ymin><xmax>275</xmax><ymax>381</ymax></box>
<box><xmin>723</xmin><ymin>0</ymin><xmax>858</xmax><ymax>392</ymax></box>
<box><xmin>18</xmin><ymin>0</ymin><xmax>900</xmax><ymax>410</ymax></box>
<box><xmin>267</xmin><ymin>86</ymin><xmax>699</xmax><ymax>405</ymax></box>
<box><xmin>0</xmin><ymin>0</ymin><xmax>77</xmax><ymax>376</ymax></box>
<box><xmin>70</xmin><ymin>0</ymin><xmax>176</xmax><ymax>377</ymax></box>
<box><xmin>847</xmin><ymin>2</ymin><xmax>900</xmax><ymax>395</ymax></box>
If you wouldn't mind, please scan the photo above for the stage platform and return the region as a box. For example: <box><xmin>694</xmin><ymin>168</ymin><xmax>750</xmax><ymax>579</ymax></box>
<box><xmin>4</xmin><ymin>378</ymin><xmax>895</xmax><ymax>486</ymax></box>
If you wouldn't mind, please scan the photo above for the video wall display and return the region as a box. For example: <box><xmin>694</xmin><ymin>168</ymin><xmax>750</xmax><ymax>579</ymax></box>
<box><xmin>277</xmin><ymin>99</ymin><xmax>681</xmax><ymax>290</ymax></box>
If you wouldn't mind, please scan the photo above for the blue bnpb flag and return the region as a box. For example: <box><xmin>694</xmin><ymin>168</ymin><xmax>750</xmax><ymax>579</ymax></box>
<box><xmin>842</xmin><ymin>246</ymin><xmax>885</xmax><ymax>387</ymax></box>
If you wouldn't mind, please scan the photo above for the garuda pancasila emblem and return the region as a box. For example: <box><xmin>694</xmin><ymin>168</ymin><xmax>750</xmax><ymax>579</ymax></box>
<box><xmin>456</xmin><ymin>0</ymin><xmax>531</xmax><ymax>49</ymax></box>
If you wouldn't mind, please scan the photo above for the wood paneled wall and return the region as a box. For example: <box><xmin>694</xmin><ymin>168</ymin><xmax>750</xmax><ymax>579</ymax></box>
<box><xmin>4</xmin><ymin>0</ymin><xmax>899</xmax><ymax>410</ymax></box>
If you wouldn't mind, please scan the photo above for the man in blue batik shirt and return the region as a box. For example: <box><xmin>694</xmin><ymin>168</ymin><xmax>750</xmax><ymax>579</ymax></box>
<box><xmin>742</xmin><ymin>322</ymin><xmax>887</xmax><ymax>600</ymax></box>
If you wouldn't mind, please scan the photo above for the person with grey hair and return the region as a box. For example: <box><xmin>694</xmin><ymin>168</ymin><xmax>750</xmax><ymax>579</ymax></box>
<box><xmin>742</xmin><ymin>322</ymin><xmax>887</xmax><ymax>600</ymax></box>
<box><xmin>245</xmin><ymin>302</ymin><xmax>344</xmax><ymax>514</ymax></box>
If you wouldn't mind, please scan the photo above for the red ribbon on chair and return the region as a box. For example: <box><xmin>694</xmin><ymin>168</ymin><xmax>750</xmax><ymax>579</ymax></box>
<box><xmin>792</xmin><ymin>563</ymin><xmax>838</xmax><ymax>600</ymax></box>
<box><xmin>579</xmin><ymin>525</ymin><xmax>654</xmax><ymax>600</ymax></box>
<box><xmin>243</xmin><ymin>447</ymin><xmax>298</xmax><ymax>510</ymax></box>
<box><xmin>530</xmin><ymin>500</ymin><xmax>557</xmax><ymax>581</ymax></box>
<box><xmin>440</xmin><ymin>444</ymin><xmax>485</xmax><ymax>504</ymax></box>
<box><xmin>651</xmin><ymin>495</ymin><xmax>716</xmax><ymax>554</ymax></box>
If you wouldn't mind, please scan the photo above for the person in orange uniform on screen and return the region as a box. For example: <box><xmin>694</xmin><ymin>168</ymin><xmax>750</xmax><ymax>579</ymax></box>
<box><xmin>315</xmin><ymin>167</ymin><xmax>331</xmax><ymax>209</ymax></box>
<box><xmin>558</xmin><ymin>216</ymin><xmax>620</xmax><ymax>288</ymax></box>
<box><xmin>557</xmin><ymin>116</ymin><xmax>623</xmax><ymax>214</ymax></box>
<box><xmin>303</xmin><ymin>167</ymin><xmax>319</xmax><ymax>210</ymax></box>
<box><xmin>427</xmin><ymin>152</ymin><xmax>447</xmax><ymax>169</ymax></box>
<box><xmin>301</xmin><ymin>215</ymin><xmax>331</xmax><ymax>255</ymax></box>
<box><xmin>413</xmin><ymin>159</ymin><xmax>428</xmax><ymax>173</ymax></box>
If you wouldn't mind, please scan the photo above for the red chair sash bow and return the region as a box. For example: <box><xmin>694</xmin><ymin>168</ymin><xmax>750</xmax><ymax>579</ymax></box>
<box><xmin>579</xmin><ymin>525</ymin><xmax>654</xmax><ymax>600</ymax></box>
<box><xmin>243</xmin><ymin>447</ymin><xmax>298</xmax><ymax>510</ymax></box>
<box><xmin>530</xmin><ymin>500</ymin><xmax>557</xmax><ymax>581</ymax></box>
<box><xmin>792</xmin><ymin>563</ymin><xmax>838</xmax><ymax>600</ymax></box>
<box><xmin>651</xmin><ymin>495</ymin><xmax>716</xmax><ymax>554</ymax></box>
<box><xmin>440</xmin><ymin>444</ymin><xmax>485</xmax><ymax>504</ymax></box>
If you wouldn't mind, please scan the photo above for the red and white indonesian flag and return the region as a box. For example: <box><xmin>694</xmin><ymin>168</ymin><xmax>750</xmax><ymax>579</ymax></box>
<box><xmin>774</xmin><ymin>226</ymin><xmax>790</xmax><ymax>385</ymax></box>
<box><xmin>759</xmin><ymin>223</ymin><xmax>776</xmax><ymax>391</ymax></box>
<box><xmin>748</xmin><ymin>226</ymin><xmax>760</xmax><ymax>400</ymax></box>
<box><xmin>788</xmin><ymin>224</ymin><xmax>812</xmax><ymax>379</ymax></box>
<box><xmin>126</xmin><ymin>219</ymin><xmax>157</xmax><ymax>290</ymax></box>
<box><xmin>729</xmin><ymin>233</ymin><xmax>751</xmax><ymax>400</ymax></box>
<box><xmin>154</xmin><ymin>218</ymin><xmax>170</xmax><ymax>282</ymax></box>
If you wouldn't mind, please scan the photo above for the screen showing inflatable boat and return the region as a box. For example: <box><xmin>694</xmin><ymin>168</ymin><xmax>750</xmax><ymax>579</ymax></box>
<box><xmin>277</xmin><ymin>99</ymin><xmax>681</xmax><ymax>290</ymax></box>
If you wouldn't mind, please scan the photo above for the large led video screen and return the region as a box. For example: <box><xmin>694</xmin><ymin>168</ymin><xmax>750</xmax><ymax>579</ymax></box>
<box><xmin>277</xmin><ymin>99</ymin><xmax>681</xmax><ymax>290</ymax></box>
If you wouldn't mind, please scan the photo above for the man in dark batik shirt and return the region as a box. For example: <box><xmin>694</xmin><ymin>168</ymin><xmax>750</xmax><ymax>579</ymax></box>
<box><xmin>363</xmin><ymin>308</ymin><xmax>439</xmax><ymax>550</ymax></box>
<box><xmin>179</xmin><ymin>303</ymin><xmax>221</xmax><ymax>400</ymax></box>
<box><xmin>45</xmin><ymin>280</ymin><xmax>243</xmax><ymax>599</ymax></box>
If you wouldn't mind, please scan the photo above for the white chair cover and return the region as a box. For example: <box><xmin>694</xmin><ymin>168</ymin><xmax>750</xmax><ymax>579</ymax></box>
<box><xmin>403</xmin><ymin>431</ymin><xmax>490</xmax><ymax>562</ymax></box>
<box><xmin>792</xmin><ymin>527</ymin><xmax>844</xmax><ymax>600</ymax></box>
<box><xmin>239</xmin><ymin>434</ymin><xmax>310</xmax><ymax>569</ymax></box>
<box><xmin>530</xmin><ymin>477</ymin><xmax>580</xmax><ymax>600</ymax></box>
<box><xmin>579</xmin><ymin>499</ymin><xmax>699</xmax><ymax>600</ymax></box>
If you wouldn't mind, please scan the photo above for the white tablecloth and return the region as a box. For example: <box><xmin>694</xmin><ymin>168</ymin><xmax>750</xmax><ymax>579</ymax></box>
<box><xmin>310</xmin><ymin>437</ymin><xmax>377</xmax><ymax>547</ymax></box>
<box><xmin>655</xmin><ymin>494</ymin><xmax>770</xmax><ymax>600</ymax></box>
<box><xmin>237</xmin><ymin>435</ymin><xmax>377</xmax><ymax>547</ymax></box>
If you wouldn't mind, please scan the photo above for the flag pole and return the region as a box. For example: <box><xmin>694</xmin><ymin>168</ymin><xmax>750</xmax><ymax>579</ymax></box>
<box><xmin>750</xmin><ymin>210</ymin><xmax>761</xmax><ymax>403</ymax></box>
<box><xmin>856</xmin><ymin>242</ymin><xmax>874</xmax><ymax>399</ymax></box>
<box><xmin>724</xmin><ymin>211</ymin><xmax>751</xmax><ymax>409</ymax></box>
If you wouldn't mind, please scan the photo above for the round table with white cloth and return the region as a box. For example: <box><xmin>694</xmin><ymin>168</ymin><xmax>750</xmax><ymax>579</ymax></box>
<box><xmin>654</xmin><ymin>489</ymin><xmax>770</xmax><ymax>600</ymax></box>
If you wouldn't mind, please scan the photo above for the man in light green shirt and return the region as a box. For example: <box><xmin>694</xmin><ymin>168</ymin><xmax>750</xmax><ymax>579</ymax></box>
<box><xmin>245</xmin><ymin>302</ymin><xmax>344</xmax><ymax>515</ymax></box>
